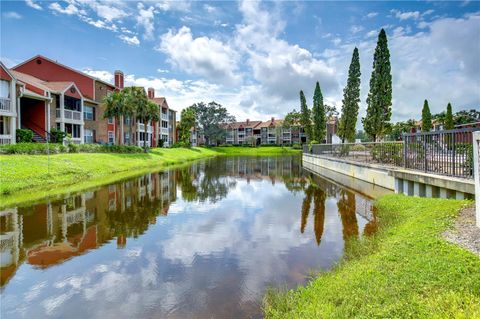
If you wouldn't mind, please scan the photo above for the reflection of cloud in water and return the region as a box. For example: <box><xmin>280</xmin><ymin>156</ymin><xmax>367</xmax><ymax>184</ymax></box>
<box><xmin>0</xmin><ymin>156</ymin><xmax>375</xmax><ymax>319</ymax></box>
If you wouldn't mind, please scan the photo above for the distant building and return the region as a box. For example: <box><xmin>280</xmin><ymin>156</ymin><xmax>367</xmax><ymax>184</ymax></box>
<box><xmin>221</xmin><ymin>116</ymin><xmax>339</xmax><ymax>145</ymax></box>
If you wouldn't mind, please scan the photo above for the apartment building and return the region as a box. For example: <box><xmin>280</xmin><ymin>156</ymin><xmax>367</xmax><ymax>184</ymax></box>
<box><xmin>0</xmin><ymin>56</ymin><xmax>177</xmax><ymax>146</ymax></box>
<box><xmin>0</xmin><ymin>55</ymin><xmax>117</xmax><ymax>144</ymax></box>
<box><xmin>147</xmin><ymin>87</ymin><xmax>176</xmax><ymax>147</ymax></box>
<box><xmin>0</xmin><ymin>63</ymin><xmax>17</xmax><ymax>144</ymax></box>
<box><xmin>222</xmin><ymin>116</ymin><xmax>339</xmax><ymax>145</ymax></box>
<box><xmin>223</xmin><ymin>117</ymin><xmax>307</xmax><ymax>145</ymax></box>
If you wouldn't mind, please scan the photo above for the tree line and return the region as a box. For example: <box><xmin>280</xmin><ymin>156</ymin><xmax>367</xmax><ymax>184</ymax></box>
<box><xmin>285</xmin><ymin>29</ymin><xmax>392</xmax><ymax>143</ymax></box>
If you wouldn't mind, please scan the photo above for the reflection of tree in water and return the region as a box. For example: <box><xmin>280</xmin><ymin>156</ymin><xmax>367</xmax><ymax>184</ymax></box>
<box><xmin>194</xmin><ymin>162</ymin><xmax>237</xmax><ymax>203</ymax></box>
<box><xmin>300</xmin><ymin>185</ymin><xmax>314</xmax><ymax>234</ymax></box>
<box><xmin>312</xmin><ymin>188</ymin><xmax>326</xmax><ymax>245</ymax></box>
<box><xmin>337</xmin><ymin>190</ymin><xmax>359</xmax><ymax>241</ymax></box>
<box><xmin>363</xmin><ymin>206</ymin><xmax>378</xmax><ymax>236</ymax></box>
<box><xmin>176</xmin><ymin>167</ymin><xmax>198</xmax><ymax>202</ymax></box>
<box><xmin>299</xmin><ymin>184</ymin><xmax>326</xmax><ymax>245</ymax></box>
<box><xmin>106</xmin><ymin>180</ymin><xmax>165</xmax><ymax>239</ymax></box>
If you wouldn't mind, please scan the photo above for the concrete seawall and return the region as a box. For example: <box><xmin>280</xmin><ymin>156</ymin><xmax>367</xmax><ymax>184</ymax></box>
<box><xmin>303</xmin><ymin>153</ymin><xmax>474</xmax><ymax>200</ymax></box>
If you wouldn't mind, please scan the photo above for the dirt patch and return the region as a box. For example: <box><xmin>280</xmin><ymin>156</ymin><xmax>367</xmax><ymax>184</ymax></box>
<box><xmin>444</xmin><ymin>205</ymin><xmax>480</xmax><ymax>256</ymax></box>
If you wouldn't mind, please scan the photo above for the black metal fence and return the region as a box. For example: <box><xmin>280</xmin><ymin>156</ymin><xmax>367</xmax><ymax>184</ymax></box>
<box><xmin>303</xmin><ymin>128</ymin><xmax>478</xmax><ymax>179</ymax></box>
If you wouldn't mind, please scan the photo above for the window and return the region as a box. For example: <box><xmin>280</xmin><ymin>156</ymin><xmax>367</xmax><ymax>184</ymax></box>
<box><xmin>108</xmin><ymin>131</ymin><xmax>114</xmax><ymax>144</ymax></box>
<box><xmin>84</xmin><ymin>106</ymin><xmax>95</xmax><ymax>120</ymax></box>
<box><xmin>64</xmin><ymin>96</ymin><xmax>81</xmax><ymax>111</ymax></box>
<box><xmin>64</xmin><ymin>123</ymin><xmax>81</xmax><ymax>138</ymax></box>
<box><xmin>84</xmin><ymin>129</ymin><xmax>94</xmax><ymax>144</ymax></box>
<box><xmin>108</xmin><ymin>117</ymin><xmax>114</xmax><ymax>124</ymax></box>
<box><xmin>0</xmin><ymin>80</ymin><xmax>10</xmax><ymax>98</ymax></box>
<box><xmin>162</xmin><ymin>121</ymin><xmax>168</xmax><ymax>128</ymax></box>
<box><xmin>124</xmin><ymin>116</ymin><xmax>130</xmax><ymax>125</ymax></box>
<box><xmin>0</xmin><ymin>116</ymin><xmax>10</xmax><ymax>134</ymax></box>
<box><xmin>124</xmin><ymin>132</ymin><xmax>130</xmax><ymax>144</ymax></box>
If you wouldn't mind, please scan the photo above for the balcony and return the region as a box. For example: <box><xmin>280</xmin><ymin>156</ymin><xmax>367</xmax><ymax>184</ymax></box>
<box><xmin>0</xmin><ymin>134</ymin><xmax>13</xmax><ymax>144</ymax></box>
<box><xmin>161</xmin><ymin>113</ymin><xmax>169</xmax><ymax>121</ymax></box>
<box><xmin>138</xmin><ymin>123</ymin><xmax>153</xmax><ymax>133</ymax></box>
<box><xmin>56</xmin><ymin>109</ymin><xmax>82</xmax><ymax>121</ymax></box>
<box><xmin>0</xmin><ymin>98</ymin><xmax>11</xmax><ymax>113</ymax></box>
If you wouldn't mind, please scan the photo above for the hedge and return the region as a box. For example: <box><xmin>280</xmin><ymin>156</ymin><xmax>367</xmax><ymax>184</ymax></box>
<box><xmin>0</xmin><ymin>143</ymin><xmax>145</xmax><ymax>155</ymax></box>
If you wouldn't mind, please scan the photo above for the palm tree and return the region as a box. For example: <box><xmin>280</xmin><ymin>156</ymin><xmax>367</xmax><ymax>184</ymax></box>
<box><xmin>122</xmin><ymin>87</ymin><xmax>139</xmax><ymax>145</ymax></box>
<box><xmin>133</xmin><ymin>88</ymin><xmax>159</xmax><ymax>152</ymax></box>
<box><xmin>103</xmin><ymin>91</ymin><xmax>125</xmax><ymax>145</ymax></box>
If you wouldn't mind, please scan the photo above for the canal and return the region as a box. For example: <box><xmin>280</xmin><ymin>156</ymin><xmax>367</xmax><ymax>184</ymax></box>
<box><xmin>1</xmin><ymin>156</ymin><xmax>380</xmax><ymax>318</ymax></box>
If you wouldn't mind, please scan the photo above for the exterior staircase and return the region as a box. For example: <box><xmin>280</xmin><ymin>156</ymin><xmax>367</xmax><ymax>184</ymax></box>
<box><xmin>31</xmin><ymin>130</ymin><xmax>46</xmax><ymax>143</ymax></box>
<box><xmin>21</xmin><ymin>124</ymin><xmax>47</xmax><ymax>143</ymax></box>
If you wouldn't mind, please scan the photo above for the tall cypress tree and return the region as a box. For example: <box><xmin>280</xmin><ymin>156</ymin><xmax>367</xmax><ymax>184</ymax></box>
<box><xmin>362</xmin><ymin>29</ymin><xmax>392</xmax><ymax>142</ymax></box>
<box><xmin>299</xmin><ymin>90</ymin><xmax>312</xmax><ymax>141</ymax></box>
<box><xmin>445</xmin><ymin>102</ymin><xmax>454</xmax><ymax>130</ymax></box>
<box><xmin>421</xmin><ymin>99</ymin><xmax>432</xmax><ymax>132</ymax></box>
<box><xmin>339</xmin><ymin>47</ymin><xmax>361</xmax><ymax>143</ymax></box>
<box><xmin>312</xmin><ymin>82</ymin><xmax>326</xmax><ymax>142</ymax></box>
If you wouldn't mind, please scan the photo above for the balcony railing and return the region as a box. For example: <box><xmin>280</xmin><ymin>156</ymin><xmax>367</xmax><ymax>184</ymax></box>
<box><xmin>56</xmin><ymin>109</ymin><xmax>82</xmax><ymax>121</ymax></box>
<box><xmin>137</xmin><ymin>123</ymin><xmax>153</xmax><ymax>133</ymax></box>
<box><xmin>161</xmin><ymin>114</ymin><xmax>169</xmax><ymax>121</ymax></box>
<box><xmin>0</xmin><ymin>98</ymin><xmax>11</xmax><ymax>113</ymax></box>
<box><xmin>0</xmin><ymin>134</ymin><xmax>13</xmax><ymax>144</ymax></box>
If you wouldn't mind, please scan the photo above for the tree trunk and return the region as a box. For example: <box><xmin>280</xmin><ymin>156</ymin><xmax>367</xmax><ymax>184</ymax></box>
<box><xmin>120</xmin><ymin>115</ymin><xmax>124</xmax><ymax>145</ymax></box>
<box><xmin>144</xmin><ymin>119</ymin><xmax>148</xmax><ymax>153</ymax></box>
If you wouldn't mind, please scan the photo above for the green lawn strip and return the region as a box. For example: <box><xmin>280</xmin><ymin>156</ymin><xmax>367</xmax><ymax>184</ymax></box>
<box><xmin>264</xmin><ymin>195</ymin><xmax>480</xmax><ymax>319</ymax></box>
<box><xmin>0</xmin><ymin>146</ymin><xmax>299</xmax><ymax>207</ymax></box>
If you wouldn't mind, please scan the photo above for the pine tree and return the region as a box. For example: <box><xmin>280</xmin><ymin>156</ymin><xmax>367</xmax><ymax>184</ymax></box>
<box><xmin>312</xmin><ymin>82</ymin><xmax>326</xmax><ymax>142</ymax></box>
<box><xmin>362</xmin><ymin>29</ymin><xmax>392</xmax><ymax>142</ymax></box>
<box><xmin>445</xmin><ymin>102</ymin><xmax>454</xmax><ymax>130</ymax></box>
<box><xmin>421</xmin><ymin>99</ymin><xmax>432</xmax><ymax>132</ymax></box>
<box><xmin>338</xmin><ymin>47</ymin><xmax>361</xmax><ymax>143</ymax></box>
<box><xmin>299</xmin><ymin>90</ymin><xmax>312</xmax><ymax>141</ymax></box>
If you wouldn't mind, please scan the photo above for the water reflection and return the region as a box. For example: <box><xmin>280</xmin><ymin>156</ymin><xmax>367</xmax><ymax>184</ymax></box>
<box><xmin>1</xmin><ymin>156</ymin><xmax>378</xmax><ymax>319</ymax></box>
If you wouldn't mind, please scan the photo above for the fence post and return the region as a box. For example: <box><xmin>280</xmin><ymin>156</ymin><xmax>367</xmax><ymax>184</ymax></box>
<box><xmin>452</xmin><ymin>131</ymin><xmax>456</xmax><ymax>176</ymax></box>
<box><xmin>403</xmin><ymin>134</ymin><xmax>407</xmax><ymax>168</ymax></box>
<box><xmin>472</xmin><ymin>131</ymin><xmax>480</xmax><ymax>228</ymax></box>
<box><xmin>423</xmin><ymin>135</ymin><xmax>427</xmax><ymax>172</ymax></box>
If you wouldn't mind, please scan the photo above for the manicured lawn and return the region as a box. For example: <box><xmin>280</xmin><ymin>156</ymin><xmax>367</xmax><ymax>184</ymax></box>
<box><xmin>263</xmin><ymin>195</ymin><xmax>480</xmax><ymax>319</ymax></box>
<box><xmin>0</xmin><ymin>146</ymin><xmax>299</xmax><ymax>207</ymax></box>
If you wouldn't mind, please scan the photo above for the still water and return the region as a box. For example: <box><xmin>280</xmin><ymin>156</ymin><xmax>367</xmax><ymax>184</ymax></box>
<box><xmin>1</xmin><ymin>156</ymin><xmax>377</xmax><ymax>319</ymax></box>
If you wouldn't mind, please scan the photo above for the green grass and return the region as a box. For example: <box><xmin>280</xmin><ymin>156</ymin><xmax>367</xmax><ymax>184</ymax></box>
<box><xmin>0</xmin><ymin>146</ymin><xmax>299</xmax><ymax>207</ymax></box>
<box><xmin>264</xmin><ymin>195</ymin><xmax>480</xmax><ymax>319</ymax></box>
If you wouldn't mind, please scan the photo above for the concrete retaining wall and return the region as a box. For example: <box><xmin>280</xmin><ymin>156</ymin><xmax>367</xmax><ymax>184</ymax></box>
<box><xmin>303</xmin><ymin>153</ymin><xmax>474</xmax><ymax>201</ymax></box>
<box><xmin>303</xmin><ymin>153</ymin><xmax>395</xmax><ymax>190</ymax></box>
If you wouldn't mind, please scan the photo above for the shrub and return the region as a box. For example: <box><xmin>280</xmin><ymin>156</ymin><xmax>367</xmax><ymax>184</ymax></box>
<box><xmin>68</xmin><ymin>143</ymin><xmax>79</xmax><ymax>153</ymax></box>
<box><xmin>16</xmin><ymin>129</ymin><xmax>33</xmax><ymax>143</ymax></box>
<box><xmin>351</xmin><ymin>144</ymin><xmax>366</xmax><ymax>152</ymax></box>
<box><xmin>0</xmin><ymin>143</ymin><xmax>144</xmax><ymax>155</ymax></box>
<box><xmin>292</xmin><ymin>143</ymin><xmax>302</xmax><ymax>150</ymax></box>
<box><xmin>0</xmin><ymin>143</ymin><xmax>63</xmax><ymax>154</ymax></box>
<box><xmin>49</xmin><ymin>128</ymin><xmax>67</xmax><ymax>143</ymax></box>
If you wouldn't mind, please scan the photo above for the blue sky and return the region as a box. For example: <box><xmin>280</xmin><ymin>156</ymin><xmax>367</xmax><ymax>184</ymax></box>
<box><xmin>1</xmin><ymin>1</ymin><xmax>479</xmax><ymax>124</ymax></box>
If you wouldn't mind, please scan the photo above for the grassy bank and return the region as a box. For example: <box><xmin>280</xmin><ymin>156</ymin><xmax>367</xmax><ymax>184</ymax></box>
<box><xmin>264</xmin><ymin>195</ymin><xmax>480</xmax><ymax>318</ymax></box>
<box><xmin>0</xmin><ymin>146</ymin><xmax>299</xmax><ymax>207</ymax></box>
